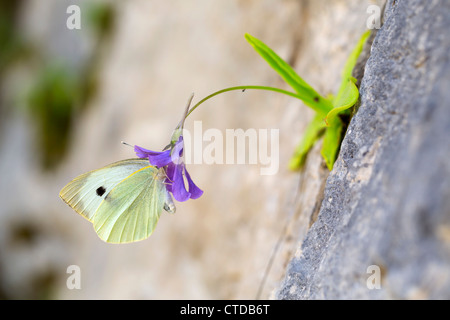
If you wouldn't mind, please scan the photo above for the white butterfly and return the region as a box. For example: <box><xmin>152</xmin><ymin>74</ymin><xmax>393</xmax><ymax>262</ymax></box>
<box><xmin>59</xmin><ymin>158</ymin><xmax>175</xmax><ymax>243</ymax></box>
<box><xmin>60</xmin><ymin>94</ymin><xmax>204</xmax><ymax>244</ymax></box>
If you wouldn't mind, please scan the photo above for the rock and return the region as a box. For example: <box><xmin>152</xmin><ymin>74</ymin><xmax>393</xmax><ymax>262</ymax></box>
<box><xmin>277</xmin><ymin>0</ymin><xmax>450</xmax><ymax>299</ymax></box>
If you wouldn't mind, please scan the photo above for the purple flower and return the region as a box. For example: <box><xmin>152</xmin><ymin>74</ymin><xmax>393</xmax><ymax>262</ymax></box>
<box><xmin>134</xmin><ymin>136</ymin><xmax>203</xmax><ymax>202</ymax></box>
<box><xmin>134</xmin><ymin>93</ymin><xmax>202</xmax><ymax>202</ymax></box>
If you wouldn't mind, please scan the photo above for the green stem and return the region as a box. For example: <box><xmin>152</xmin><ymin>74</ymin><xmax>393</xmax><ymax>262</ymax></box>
<box><xmin>186</xmin><ymin>85</ymin><xmax>303</xmax><ymax>118</ymax></box>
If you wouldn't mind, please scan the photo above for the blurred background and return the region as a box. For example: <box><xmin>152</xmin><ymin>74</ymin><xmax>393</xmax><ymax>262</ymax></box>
<box><xmin>0</xmin><ymin>0</ymin><xmax>377</xmax><ymax>299</ymax></box>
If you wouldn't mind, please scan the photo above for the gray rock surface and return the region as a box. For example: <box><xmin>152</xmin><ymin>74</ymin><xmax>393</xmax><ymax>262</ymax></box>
<box><xmin>277</xmin><ymin>0</ymin><xmax>450</xmax><ymax>299</ymax></box>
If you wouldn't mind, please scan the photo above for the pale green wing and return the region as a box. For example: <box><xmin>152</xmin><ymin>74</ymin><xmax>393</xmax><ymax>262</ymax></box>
<box><xmin>59</xmin><ymin>159</ymin><xmax>150</xmax><ymax>221</ymax></box>
<box><xmin>92</xmin><ymin>165</ymin><xmax>171</xmax><ymax>243</ymax></box>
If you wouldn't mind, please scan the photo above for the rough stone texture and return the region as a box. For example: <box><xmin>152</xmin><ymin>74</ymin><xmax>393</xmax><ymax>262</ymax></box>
<box><xmin>278</xmin><ymin>0</ymin><xmax>450</xmax><ymax>299</ymax></box>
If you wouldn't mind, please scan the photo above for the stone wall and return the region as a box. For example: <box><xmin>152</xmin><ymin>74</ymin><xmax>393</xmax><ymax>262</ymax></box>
<box><xmin>278</xmin><ymin>0</ymin><xmax>450</xmax><ymax>299</ymax></box>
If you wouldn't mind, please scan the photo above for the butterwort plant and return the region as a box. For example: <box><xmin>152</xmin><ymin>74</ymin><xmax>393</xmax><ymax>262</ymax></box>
<box><xmin>247</xmin><ymin>31</ymin><xmax>370</xmax><ymax>170</ymax></box>
<box><xmin>188</xmin><ymin>30</ymin><xmax>371</xmax><ymax>170</ymax></box>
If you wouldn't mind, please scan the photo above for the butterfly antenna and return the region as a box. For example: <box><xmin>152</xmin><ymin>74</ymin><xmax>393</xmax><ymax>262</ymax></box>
<box><xmin>121</xmin><ymin>141</ymin><xmax>134</xmax><ymax>148</ymax></box>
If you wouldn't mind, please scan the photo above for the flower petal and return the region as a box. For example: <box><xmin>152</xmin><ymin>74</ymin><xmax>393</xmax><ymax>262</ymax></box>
<box><xmin>170</xmin><ymin>137</ymin><xmax>184</xmax><ymax>164</ymax></box>
<box><xmin>148</xmin><ymin>149</ymin><xmax>172</xmax><ymax>167</ymax></box>
<box><xmin>135</xmin><ymin>136</ymin><xmax>202</xmax><ymax>203</ymax></box>
<box><xmin>134</xmin><ymin>145</ymin><xmax>161</xmax><ymax>158</ymax></box>
<box><xmin>184</xmin><ymin>168</ymin><xmax>203</xmax><ymax>199</ymax></box>
<box><xmin>171</xmin><ymin>164</ymin><xmax>191</xmax><ymax>202</ymax></box>
<box><xmin>134</xmin><ymin>145</ymin><xmax>173</xmax><ymax>167</ymax></box>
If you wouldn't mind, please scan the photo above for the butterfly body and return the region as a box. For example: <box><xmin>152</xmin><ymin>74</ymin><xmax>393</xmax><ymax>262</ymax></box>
<box><xmin>59</xmin><ymin>158</ymin><xmax>175</xmax><ymax>243</ymax></box>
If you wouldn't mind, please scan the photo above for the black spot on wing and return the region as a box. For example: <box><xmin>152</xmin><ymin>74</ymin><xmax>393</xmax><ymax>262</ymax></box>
<box><xmin>96</xmin><ymin>186</ymin><xmax>106</xmax><ymax>197</ymax></box>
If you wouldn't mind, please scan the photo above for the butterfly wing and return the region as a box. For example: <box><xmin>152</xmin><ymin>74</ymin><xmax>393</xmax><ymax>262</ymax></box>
<box><xmin>59</xmin><ymin>159</ymin><xmax>150</xmax><ymax>221</ymax></box>
<box><xmin>59</xmin><ymin>159</ymin><xmax>174</xmax><ymax>243</ymax></box>
<box><xmin>91</xmin><ymin>165</ymin><xmax>170</xmax><ymax>243</ymax></box>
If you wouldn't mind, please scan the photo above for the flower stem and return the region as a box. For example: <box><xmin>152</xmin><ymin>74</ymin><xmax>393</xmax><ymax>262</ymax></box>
<box><xmin>186</xmin><ymin>85</ymin><xmax>303</xmax><ymax>118</ymax></box>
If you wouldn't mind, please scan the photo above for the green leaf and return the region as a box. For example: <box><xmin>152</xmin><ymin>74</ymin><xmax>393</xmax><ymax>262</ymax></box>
<box><xmin>245</xmin><ymin>33</ymin><xmax>332</xmax><ymax>116</ymax></box>
<box><xmin>326</xmin><ymin>77</ymin><xmax>359</xmax><ymax>124</ymax></box>
<box><xmin>338</xmin><ymin>30</ymin><xmax>371</xmax><ymax>95</ymax></box>
<box><xmin>319</xmin><ymin>31</ymin><xmax>371</xmax><ymax>170</ymax></box>
<box><xmin>289</xmin><ymin>113</ymin><xmax>327</xmax><ymax>170</ymax></box>
<box><xmin>243</xmin><ymin>31</ymin><xmax>370</xmax><ymax>171</ymax></box>
<box><xmin>325</xmin><ymin>30</ymin><xmax>370</xmax><ymax>124</ymax></box>
<box><xmin>320</xmin><ymin>117</ymin><xmax>343</xmax><ymax>171</ymax></box>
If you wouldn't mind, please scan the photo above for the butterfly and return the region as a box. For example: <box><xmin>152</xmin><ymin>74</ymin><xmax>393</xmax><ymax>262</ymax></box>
<box><xmin>59</xmin><ymin>158</ymin><xmax>175</xmax><ymax>244</ymax></box>
<box><xmin>60</xmin><ymin>94</ymin><xmax>203</xmax><ymax>244</ymax></box>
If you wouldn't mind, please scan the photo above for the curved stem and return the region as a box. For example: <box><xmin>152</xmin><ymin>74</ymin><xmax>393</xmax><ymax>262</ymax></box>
<box><xmin>186</xmin><ymin>86</ymin><xmax>302</xmax><ymax>118</ymax></box>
